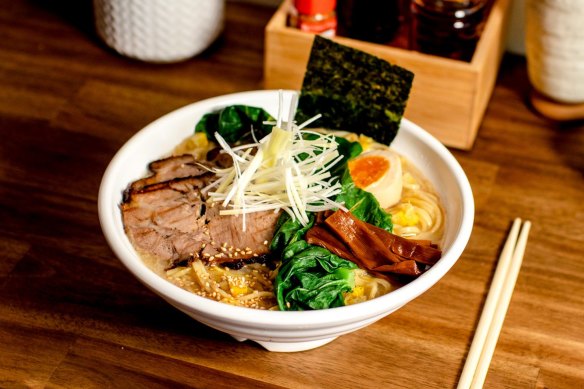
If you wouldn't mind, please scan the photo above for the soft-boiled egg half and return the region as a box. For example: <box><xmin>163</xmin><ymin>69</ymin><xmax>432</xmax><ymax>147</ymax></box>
<box><xmin>348</xmin><ymin>149</ymin><xmax>403</xmax><ymax>208</ymax></box>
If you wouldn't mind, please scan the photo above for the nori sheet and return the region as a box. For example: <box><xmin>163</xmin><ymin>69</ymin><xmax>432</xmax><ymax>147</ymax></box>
<box><xmin>295</xmin><ymin>36</ymin><xmax>414</xmax><ymax>145</ymax></box>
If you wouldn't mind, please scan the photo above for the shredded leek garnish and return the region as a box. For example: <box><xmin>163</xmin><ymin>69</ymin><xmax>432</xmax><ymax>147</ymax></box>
<box><xmin>206</xmin><ymin>91</ymin><xmax>346</xmax><ymax>230</ymax></box>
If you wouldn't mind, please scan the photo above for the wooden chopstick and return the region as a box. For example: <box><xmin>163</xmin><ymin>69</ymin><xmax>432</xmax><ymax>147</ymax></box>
<box><xmin>457</xmin><ymin>218</ymin><xmax>532</xmax><ymax>389</ymax></box>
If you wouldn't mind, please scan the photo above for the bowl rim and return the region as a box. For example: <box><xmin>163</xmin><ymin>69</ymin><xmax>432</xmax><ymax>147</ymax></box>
<box><xmin>98</xmin><ymin>89</ymin><xmax>474</xmax><ymax>328</ymax></box>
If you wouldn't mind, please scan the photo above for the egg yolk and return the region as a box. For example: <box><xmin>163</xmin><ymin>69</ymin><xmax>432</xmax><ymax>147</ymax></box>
<box><xmin>348</xmin><ymin>156</ymin><xmax>389</xmax><ymax>188</ymax></box>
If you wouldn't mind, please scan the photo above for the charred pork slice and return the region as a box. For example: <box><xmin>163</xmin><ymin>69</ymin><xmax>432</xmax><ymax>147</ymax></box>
<box><xmin>200</xmin><ymin>204</ymin><xmax>280</xmax><ymax>264</ymax></box>
<box><xmin>122</xmin><ymin>177</ymin><xmax>211</xmax><ymax>265</ymax></box>
<box><xmin>129</xmin><ymin>154</ymin><xmax>213</xmax><ymax>192</ymax></box>
<box><xmin>121</xmin><ymin>155</ymin><xmax>281</xmax><ymax>270</ymax></box>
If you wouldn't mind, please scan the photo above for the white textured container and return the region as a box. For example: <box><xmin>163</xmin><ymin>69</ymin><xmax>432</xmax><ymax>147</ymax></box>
<box><xmin>94</xmin><ymin>0</ymin><xmax>225</xmax><ymax>63</ymax></box>
<box><xmin>525</xmin><ymin>0</ymin><xmax>584</xmax><ymax>103</ymax></box>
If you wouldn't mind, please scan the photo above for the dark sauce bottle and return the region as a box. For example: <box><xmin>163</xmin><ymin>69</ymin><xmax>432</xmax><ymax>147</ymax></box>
<box><xmin>336</xmin><ymin>0</ymin><xmax>402</xmax><ymax>44</ymax></box>
<box><xmin>410</xmin><ymin>0</ymin><xmax>489</xmax><ymax>61</ymax></box>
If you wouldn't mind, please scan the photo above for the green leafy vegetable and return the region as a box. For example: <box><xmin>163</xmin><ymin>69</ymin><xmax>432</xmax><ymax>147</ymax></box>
<box><xmin>329</xmin><ymin>135</ymin><xmax>363</xmax><ymax>177</ymax></box>
<box><xmin>296</xmin><ymin>36</ymin><xmax>414</xmax><ymax>145</ymax></box>
<box><xmin>270</xmin><ymin>213</ymin><xmax>315</xmax><ymax>257</ymax></box>
<box><xmin>195</xmin><ymin>105</ymin><xmax>274</xmax><ymax>143</ymax></box>
<box><xmin>271</xmin><ymin>214</ymin><xmax>358</xmax><ymax>311</ymax></box>
<box><xmin>335</xmin><ymin>169</ymin><xmax>393</xmax><ymax>232</ymax></box>
<box><xmin>275</xmin><ymin>242</ymin><xmax>358</xmax><ymax>310</ymax></box>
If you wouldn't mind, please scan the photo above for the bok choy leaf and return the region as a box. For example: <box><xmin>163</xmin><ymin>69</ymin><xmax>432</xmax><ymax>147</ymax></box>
<box><xmin>195</xmin><ymin>105</ymin><xmax>274</xmax><ymax>144</ymax></box>
<box><xmin>275</xmin><ymin>240</ymin><xmax>358</xmax><ymax>310</ymax></box>
<box><xmin>334</xmin><ymin>169</ymin><xmax>393</xmax><ymax>232</ymax></box>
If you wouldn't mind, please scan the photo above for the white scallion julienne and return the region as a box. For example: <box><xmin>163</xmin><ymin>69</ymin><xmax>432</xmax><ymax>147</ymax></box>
<box><xmin>207</xmin><ymin>91</ymin><xmax>346</xmax><ymax>230</ymax></box>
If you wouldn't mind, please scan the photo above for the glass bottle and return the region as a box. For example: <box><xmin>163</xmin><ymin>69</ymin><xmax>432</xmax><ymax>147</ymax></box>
<box><xmin>410</xmin><ymin>0</ymin><xmax>489</xmax><ymax>61</ymax></box>
<box><xmin>288</xmin><ymin>0</ymin><xmax>337</xmax><ymax>37</ymax></box>
<box><xmin>336</xmin><ymin>0</ymin><xmax>402</xmax><ymax>44</ymax></box>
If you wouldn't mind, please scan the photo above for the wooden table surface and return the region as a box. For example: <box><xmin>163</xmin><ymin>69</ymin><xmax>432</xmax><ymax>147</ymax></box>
<box><xmin>1</xmin><ymin>1</ymin><xmax>583</xmax><ymax>388</ymax></box>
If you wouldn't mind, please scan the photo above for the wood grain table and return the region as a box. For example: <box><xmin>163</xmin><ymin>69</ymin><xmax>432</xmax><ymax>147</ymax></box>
<box><xmin>1</xmin><ymin>1</ymin><xmax>583</xmax><ymax>388</ymax></box>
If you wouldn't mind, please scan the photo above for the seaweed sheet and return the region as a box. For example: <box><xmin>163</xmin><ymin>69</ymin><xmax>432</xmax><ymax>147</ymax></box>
<box><xmin>296</xmin><ymin>36</ymin><xmax>414</xmax><ymax>145</ymax></box>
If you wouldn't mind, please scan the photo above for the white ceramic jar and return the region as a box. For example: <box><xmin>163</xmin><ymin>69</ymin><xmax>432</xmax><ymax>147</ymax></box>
<box><xmin>525</xmin><ymin>0</ymin><xmax>584</xmax><ymax>103</ymax></box>
<box><xmin>94</xmin><ymin>0</ymin><xmax>225</xmax><ymax>63</ymax></box>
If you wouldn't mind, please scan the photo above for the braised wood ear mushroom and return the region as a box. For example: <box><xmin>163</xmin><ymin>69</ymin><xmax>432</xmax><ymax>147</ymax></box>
<box><xmin>307</xmin><ymin>210</ymin><xmax>442</xmax><ymax>278</ymax></box>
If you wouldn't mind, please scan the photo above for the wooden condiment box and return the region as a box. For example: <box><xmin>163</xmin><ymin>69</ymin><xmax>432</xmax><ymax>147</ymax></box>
<box><xmin>264</xmin><ymin>0</ymin><xmax>511</xmax><ymax>150</ymax></box>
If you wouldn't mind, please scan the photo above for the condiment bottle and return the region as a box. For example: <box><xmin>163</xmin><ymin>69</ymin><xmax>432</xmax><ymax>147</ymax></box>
<box><xmin>410</xmin><ymin>0</ymin><xmax>488</xmax><ymax>61</ymax></box>
<box><xmin>336</xmin><ymin>0</ymin><xmax>401</xmax><ymax>44</ymax></box>
<box><xmin>288</xmin><ymin>0</ymin><xmax>337</xmax><ymax>37</ymax></box>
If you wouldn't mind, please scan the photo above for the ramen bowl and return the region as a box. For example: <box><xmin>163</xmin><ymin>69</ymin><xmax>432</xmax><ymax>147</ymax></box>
<box><xmin>98</xmin><ymin>90</ymin><xmax>474</xmax><ymax>352</ymax></box>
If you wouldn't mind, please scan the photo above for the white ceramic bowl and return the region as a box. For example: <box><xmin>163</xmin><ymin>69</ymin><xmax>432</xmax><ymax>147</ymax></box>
<box><xmin>98</xmin><ymin>90</ymin><xmax>474</xmax><ymax>352</ymax></box>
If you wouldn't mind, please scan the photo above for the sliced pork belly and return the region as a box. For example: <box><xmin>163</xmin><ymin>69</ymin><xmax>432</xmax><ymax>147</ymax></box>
<box><xmin>129</xmin><ymin>154</ymin><xmax>213</xmax><ymax>192</ymax></box>
<box><xmin>201</xmin><ymin>206</ymin><xmax>280</xmax><ymax>264</ymax></box>
<box><xmin>121</xmin><ymin>154</ymin><xmax>281</xmax><ymax>270</ymax></box>
<box><xmin>121</xmin><ymin>176</ymin><xmax>211</xmax><ymax>266</ymax></box>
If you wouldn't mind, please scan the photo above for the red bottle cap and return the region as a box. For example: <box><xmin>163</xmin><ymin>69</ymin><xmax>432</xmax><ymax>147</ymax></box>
<box><xmin>294</xmin><ymin>0</ymin><xmax>336</xmax><ymax>15</ymax></box>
